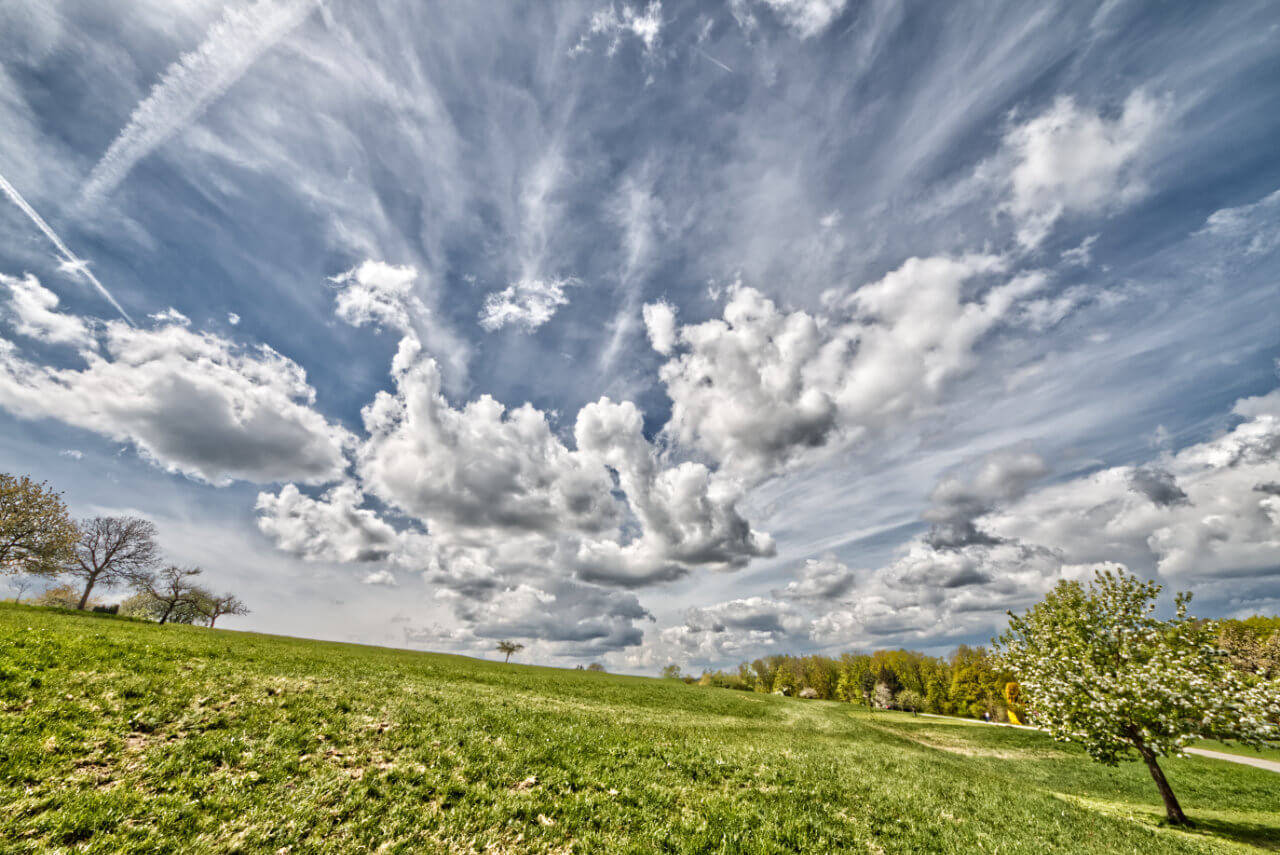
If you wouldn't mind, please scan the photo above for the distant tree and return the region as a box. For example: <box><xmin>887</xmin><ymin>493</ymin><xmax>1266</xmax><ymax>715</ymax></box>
<box><xmin>131</xmin><ymin>566</ymin><xmax>204</xmax><ymax>624</ymax></box>
<box><xmin>873</xmin><ymin>682</ymin><xmax>894</xmax><ymax>710</ymax></box>
<box><xmin>8</xmin><ymin>573</ymin><xmax>39</xmax><ymax>603</ymax></box>
<box><xmin>859</xmin><ymin>669</ymin><xmax>878</xmax><ymax>710</ymax></box>
<box><xmin>997</xmin><ymin>569</ymin><xmax>1280</xmax><ymax>826</ymax></box>
<box><xmin>661</xmin><ymin>663</ymin><xmax>682</xmax><ymax>680</ymax></box>
<box><xmin>586</xmin><ymin>662</ymin><xmax>606</xmax><ymax>672</ymax></box>
<box><xmin>896</xmin><ymin>689</ymin><xmax>925</xmax><ymax>715</ymax></box>
<box><xmin>496</xmin><ymin>640</ymin><xmax>524</xmax><ymax>664</ymax></box>
<box><xmin>32</xmin><ymin>582</ymin><xmax>90</xmax><ymax>609</ymax></box>
<box><xmin>67</xmin><ymin>516</ymin><xmax>160</xmax><ymax>610</ymax></box>
<box><xmin>194</xmin><ymin>592</ymin><xmax>249</xmax><ymax>628</ymax></box>
<box><xmin>0</xmin><ymin>474</ymin><xmax>78</xmax><ymax>578</ymax></box>
<box><xmin>1217</xmin><ymin>617</ymin><xmax>1280</xmax><ymax>680</ymax></box>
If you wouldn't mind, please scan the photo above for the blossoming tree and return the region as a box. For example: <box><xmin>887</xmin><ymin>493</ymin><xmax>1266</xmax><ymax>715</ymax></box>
<box><xmin>996</xmin><ymin>568</ymin><xmax>1280</xmax><ymax>825</ymax></box>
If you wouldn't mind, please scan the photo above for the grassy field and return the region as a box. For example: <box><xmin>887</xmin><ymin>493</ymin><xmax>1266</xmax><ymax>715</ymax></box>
<box><xmin>1</xmin><ymin>604</ymin><xmax>1277</xmax><ymax>854</ymax></box>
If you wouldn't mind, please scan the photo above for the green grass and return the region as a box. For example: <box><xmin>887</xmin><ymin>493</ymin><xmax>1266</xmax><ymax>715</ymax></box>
<box><xmin>2</xmin><ymin>604</ymin><xmax>1277</xmax><ymax>854</ymax></box>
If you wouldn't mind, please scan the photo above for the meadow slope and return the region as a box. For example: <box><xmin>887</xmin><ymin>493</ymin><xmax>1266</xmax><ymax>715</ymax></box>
<box><xmin>1</xmin><ymin>604</ymin><xmax>1276</xmax><ymax>854</ymax></box>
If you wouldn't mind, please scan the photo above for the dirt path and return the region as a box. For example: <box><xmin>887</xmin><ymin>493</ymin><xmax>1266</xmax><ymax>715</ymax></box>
<box><xmin>1183</xmin><ymin>747</ymin><xmax>1280</xmax><ymax>773</ymax></box>
<box><xmin>917</xmin><ymin>713</ymin><xmax>1280</xmax><ymax>774</ymax></box>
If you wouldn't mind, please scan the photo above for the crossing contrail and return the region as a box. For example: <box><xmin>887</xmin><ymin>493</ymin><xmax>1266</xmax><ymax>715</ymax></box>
<box><xmin>77</xmin><ymin>0</ymin><xmax>318</xmax><ymax>212</ymax></box>
<box><xmin>0</xmin><ymin>170</ymin><xmax>134</xmax><ymax>324</ymax></box>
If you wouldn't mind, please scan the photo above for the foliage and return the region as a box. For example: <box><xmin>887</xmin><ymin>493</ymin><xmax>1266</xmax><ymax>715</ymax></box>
<box><xmin>194</xmin><ymin>591</ymin><xmax>249</xmax><ymax>628</ymax></box>
<box><xmin>0</xmin><ymin>474</ymin><xmax>78</xmax><ymax>578</ymax></box>
<box><xmin>31</xmin><ymin>583</ymin><xmax>93</xmax><ymax>610</ymax></box>
<box><xmin>1217</xmin><ymin>617</ymin><xmax>1280</xmax><ymax>680</ymax></box>
<box><xmin>996</xmin><ymin>568</ymin><xmax>1280</xmax><ymax>825</ymax></box>
<box><xmin>660</xmin><ymin>663</ymin><xmax>682</xmax><ymax>680</ymax></box>
<box><xmin>130</xmin><ymin>566</ymin><xmax>205</xmax><ymax>624</ymax></box>
<box><xmin>896</xmin><ymin>689</ymin><xmax>925</xmax><ymax>714</ymax></box>
<box><xmin>2</xmin><ymin>604</ymin><xmax>1276</xmax><ymax>854</ymax></box>
<box><xmin>67</xmin><ymin>516</ymin><xmax>160</xmax><ymax>610</ymax></box>
<box><xmin>496</xmin><ymin>640</ymin><xmax>525</xmax><ymax>663</ymax></box>
<box><xmin>586</xmin><ymin>663</ymin><xmax>606</xmax><ymax>672</ymax></box>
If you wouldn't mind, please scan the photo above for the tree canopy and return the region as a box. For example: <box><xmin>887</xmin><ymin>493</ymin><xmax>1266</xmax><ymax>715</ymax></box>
<box><xmin>996</xmin><ymin>568</ymin><xmax>1280</xmax><ymax>825</ymax></box>
<box><xmin>0</xmin><ymin>474</ymin><xmax>78</xmax><ymax>578</ymax></box>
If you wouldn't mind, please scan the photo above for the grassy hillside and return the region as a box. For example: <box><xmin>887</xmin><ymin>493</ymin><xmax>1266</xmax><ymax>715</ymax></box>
<box><xmin>1</xmin><ymin>604</ymin><xmax>1277</xmax><ymax>854</ymax></box>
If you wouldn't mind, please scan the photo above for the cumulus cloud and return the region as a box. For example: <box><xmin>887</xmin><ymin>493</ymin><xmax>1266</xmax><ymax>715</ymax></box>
<box><xmin>361</xmin><ymin>569</ymin><xmax>397</xmax><ymax>586</ymax></box>
<box><xmin>641</xmin><ymin>300</ymin><xmax>677</xmax><ymax>355</ymax></box>
<box><xmin>227</xmin><ymin>312</ymin><xmax>241</xmax><ymax>325</ymax></box>
<box><xmin>1</xmin><ymin>273</ymin><xmax>95</xmax><ymax>347</ymax></box>
<box><xmin>0</xmin><ymin>277</ymin><xmax>350</xmax><ymax>485</ymax></box>
<box><xmin>994</xmin><ymin>90</ymin><xmax>1166</xmax><ymax>249</ymax></box>
<box><xmin>255</xmin><ymin>482</ymin><xmax>415</xmax><ymax>564</ymax></box>
<box><xmin>754</xmin><ymin>0</ymin><xmax>848</xmax><ymax>38</ymax></box>
<box><xmin>652</xmin><ymin>255</ymin><xmax>1045</xmax><ymax>477</ymax></box>
<box><xmin>478</xmin><ymin>276</ymin><xmax>573</xmax><ymax>332</ymax></box>
<box><xmin>773</xmin><ymin>553</ymin><xmax>858</xmax><ymax>600</ymax></box>
<box><xmin>657</xmin><ymin>596</ymin><xmax>808</xmax><ymax>661</ymax></box>
<box><xmin>572</xmin><ymin>2</ymin><xmax>663</xmax><ymax>57</ymax></box>
<box><xmin>1128</xmin><ymin>465</ymin><xmax>1190</xmax><ymax>508</ymax></box>
<box><xmin>148</xmin><ymin>307</ymin><xmax>191</xmax><ymax>327</ymax></box>
<box><xmin>923</xmin><ymin>450</ymin><xmax>1048</xmax><ymax>549</ymax></box>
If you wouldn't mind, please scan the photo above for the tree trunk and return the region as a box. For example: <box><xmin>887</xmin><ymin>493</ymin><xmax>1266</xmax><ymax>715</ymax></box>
<box><xmin>77</xmin><ymin>576</ymin><xmax>96</xmax><ymax>610</ymax></box>
<box><xmin>504</xmin><ymin>652</ymin><xmax>511</xmax><ymax>663</ymax></box>
<box><xmin>159</xmin><ymin>603</ymin><xmax>174</xmax><ymax>624</ymax></box>
<box><xmin>208</xmin><ymin>616</ymin><xmax>218</xmax><ymax>628</ymax></box>
<box><xmin>1135</xmin><ymin>739</ymin><xmax>1188</xmax><ymax>825</ymax></box>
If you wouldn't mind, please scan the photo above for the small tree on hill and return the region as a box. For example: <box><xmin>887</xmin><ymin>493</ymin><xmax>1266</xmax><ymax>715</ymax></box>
<box><xmin>896</xmin><ymin>688</ymin><xmax>924</xmax><ymax>715</ymax></box>
<box><xmin>8</xmin><ymin>573</ymin><xmax>39</xmax><ymax>603</ymax></box>
<box><xmin>0</xmin><ymin>474</ymin><xmax>78</xmax><ymax>578</ymax></box>
<box><xmin>67</xmin><ymin>516</ymin><xmax>160</xmax><ymax>610</ymax></box>
<box><xmin>661</xmin><ymin>663</ymin><xmax>682</xmax><ymax>680</ymax></box>
<box><xmin>194</xmin><ymin>592</ymin><xmax>249</xmax><ymax>628</ymax></box>
<box><xmin>496</xmin><ymin>640</ymin><xmax>524</xmax><ymax>664</ymax></box>
<box><xmin>996</xmin><ymin>568</ymin><xmax>1280</xmax><ymax>826</ymax></box>
<box><xmin>132</xmin><ymin>566</ymin><xmax>204</xmax><ymax>624</ymax></box>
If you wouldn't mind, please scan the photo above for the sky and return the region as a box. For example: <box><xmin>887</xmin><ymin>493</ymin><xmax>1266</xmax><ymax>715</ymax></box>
<box><xmin>1</xmin><ymin>0</ymin><xmax>1279</xmax><ymax>673</ymax></box>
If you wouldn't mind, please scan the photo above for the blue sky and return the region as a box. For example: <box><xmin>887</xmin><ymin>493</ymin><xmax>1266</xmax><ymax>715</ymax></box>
<box><xmin>1</xmin><ymin>0</ymin><xmax>1278</xmax><ymax>672</ymax></box>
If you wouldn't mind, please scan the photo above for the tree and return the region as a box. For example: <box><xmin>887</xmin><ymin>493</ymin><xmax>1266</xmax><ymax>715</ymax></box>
<box><xmin>896</xmin><ymin>689</ymin><xmax>925</xmax><ymax>715</ymax></box>
<box><xmin>586</xmin><ymin>662</ymin><xmax>606</xmax><ymax>672</ymax></box>
<box><xmin>194</xmin><ymin>592</ymin><xmax>249</xmax><ymax>628</ymax></box>
<box><xmin>859</xmin><ymin>669</ymin><xmax>878</xmax><ymax>710</ymax></box>
<box><xmin>0</xmin><ymin>474</ymin><xmax>78</xmax><ymax>578</ymax></box>
<box><xmin>496</xmin><ymin>640</ymin><xmax>524</xmax><ymax>664</ymax></box>
<box><xmin>132</xmin><ymin>566</ymin><xmax>204</xmax><ymax>624</ymax></box>
<box><xmin>67</xmin><ymin>516</ymin><xmax>160</xmax><ymax>610</ymax></box>
<box><xmin>8</xmin><ymin>573</ymin><xmax>39</xmax><ymax>603</ymax></box>
<box><xmin>32</xmin><ymin>582</ymin><xmax>89</xmax><ymax>609</ymax></box>
<box><xmin>873</xmin><ymin>682</ymin><xmax>894</xmax><ymax>710</ymax></box>
<box><xmin>661</xmin><ymin>663</ymin><xmax>683</xmax><ymax>680</ymax></box>
<box><xmin>996</xmin><ymin>568</ymin><xmax>1280</xmax><ymax>826</ymax></box>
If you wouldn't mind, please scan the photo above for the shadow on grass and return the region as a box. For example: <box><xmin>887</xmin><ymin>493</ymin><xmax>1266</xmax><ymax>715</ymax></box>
<box><xmin>1057</xmin><ymin>793</ymin><xmax>1280</xmax><ymax>852</ymax></box>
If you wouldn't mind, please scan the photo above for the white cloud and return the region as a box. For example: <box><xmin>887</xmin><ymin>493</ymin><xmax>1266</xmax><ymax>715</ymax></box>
<box><xmin>573</xmin><ymin>2</ymin><xmax>663</xmax><ymax>57</ymax></box>
<box><xmin>995</xmin><ymin>91</ymin><xmax>1166</xmax><ymax>249</ymax></box>
<box><xmin>477</xmin><ymin>276</ymin><xmax>573</xmax><ymax>332</ymax></box>
<box><xmin>755</xmin><ymin>0</ymin><xmax>848</xmax><ymax>38</ymax></box>
<box><xmin>1200</xmin><ymin>187</ymin><xmax>1280</xmax><ymax>257</ymax></box>
<box><xmin>77</xmin><ymin>0</ymin><xmax>319</xmax><ymax>211</ymax></box>
<box><xmin>0</xmin><ymin>273</ymin><xmax>95</xmax><ymax>347</ymax></box>
<box><xmin>59</xmin><ymin>448</ymin><xmax>83</xmax><ymax>460</ymax></box>
<box><xmin>652</xmin><ymin>254</ymin><xmax>1045</xmax><ymax>478</ymax></box>
<box><xmin>641</xmin><ymin>300</ymin><xmax>677</xmax><ymax>355</ymax></box>
<box><xmin>255</xmin><ymin>482</ymin><xmax>420</xmax><ymax>564</ymax></box>
<box><xmin>773</xmin><ymin>553</ymin><xmax>858</xmax><ymax>600</ymax></box>
<box><xmin>0</xmin><ymin>279</ymin><xmax>350</xmax><ymax>485</ymax></box>
<box><xmin>361</xmin><ymin>569</ymin><xmax>397</xmax><ymax>586</ymax></box>
<box><xmin>148</xmin><ymin>307</ymin><xmax>191</xmax><ymax>327</ymax></box>
<box><xmin>227</xmin><ymin>312</ymin><xmax>241</xmax><ymax>325</ymax></box>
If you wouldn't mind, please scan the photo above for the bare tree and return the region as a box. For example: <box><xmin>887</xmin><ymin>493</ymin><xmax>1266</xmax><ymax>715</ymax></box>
<box><xmin>132</xmin><ymin>566</ymin><xmax>204</xmax><ymax>624</ymax></box>
<box><xmin>496</xmin><ymin>640</ymin><xmax>524</xmax><ymax>663</ymax></box>
<box><xmin>8</xmin><ymin>573</ymin><xmax>38</xmax><ymax>603</ymax></box>
<box><xmin>0</xmin><ymin>474</ymin><xmax>78</xmax><ymax>578</ymax></box>
<box><xmin>195</xmin><ymin>592</ymin><xmax>249</xmax><ymax>628</ymax></box>
<box><xmin>67</xmin><ymin>516</ymin><xmax>160</xmax><ymax>610</ymax></box>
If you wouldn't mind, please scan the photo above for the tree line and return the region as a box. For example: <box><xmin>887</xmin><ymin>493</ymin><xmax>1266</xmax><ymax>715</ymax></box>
<box><xmin>677</xmin><ymin>617</ymin><xmax>1277</xmax><ymax>722</ymax></box>
<box><xmin>1</xmin><ymin>473</ymin><xmax>247</xmax><ymax>627</ymax></box>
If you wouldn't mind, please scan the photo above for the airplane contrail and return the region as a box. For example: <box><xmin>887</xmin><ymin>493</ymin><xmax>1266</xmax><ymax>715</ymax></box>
<box><xmin>0</xmin><ymin>170</ymin><xmax>135</xmax><ymax>324</ymax></box>
<box><xmin>695</xmin><ymin>47</ymin><xmax>733</xmax><ymax>73</ymax></box>
<box><xmin>77</xmin><ymin>0</ymin><xmax>318</xmax><ymax>212</ymax></box>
